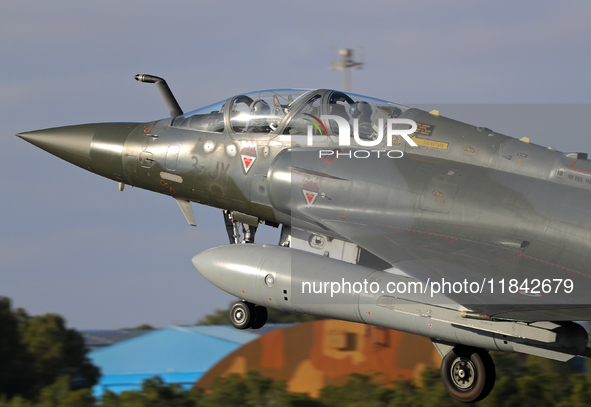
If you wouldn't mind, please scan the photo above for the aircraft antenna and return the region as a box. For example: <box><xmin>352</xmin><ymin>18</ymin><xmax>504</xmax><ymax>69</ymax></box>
<box><xmin>330</xmin><ymin>48</ymin><xmax>364</xmax><ymax>92</ymax></box>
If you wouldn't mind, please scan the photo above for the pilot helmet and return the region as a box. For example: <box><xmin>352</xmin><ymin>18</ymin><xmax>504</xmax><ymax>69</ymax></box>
<box><xmin>250</xmin><ymin>99</ymin><xmax>271</xmax><ymax>116</ymax></box>
<box><xmin>350</xmin><ymin>101</ymin><xmax>373</xmax><ymax>119</ymax></box>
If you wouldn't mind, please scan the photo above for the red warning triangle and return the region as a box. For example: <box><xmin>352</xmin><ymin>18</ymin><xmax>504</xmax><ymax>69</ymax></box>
<box><xmin>241</xmin><ymin>154</ymin><xmax>256</xmax><ymax>173</ymax></box>
<box><xmin>302</xmin><ymin>190</ymin><xmax>318</xmax><ymax>207</ymax></box>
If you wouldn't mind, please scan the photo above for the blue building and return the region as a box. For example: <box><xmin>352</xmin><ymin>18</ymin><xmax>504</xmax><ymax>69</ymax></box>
<box><xmin>85</xmin><ymin>325</ymin><xmax>275</xmax><ymax>396</ymax></box>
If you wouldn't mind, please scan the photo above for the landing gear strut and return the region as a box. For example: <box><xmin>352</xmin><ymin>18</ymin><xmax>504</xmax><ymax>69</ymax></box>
<box><xmin>441</xmin><ymin>346</ymin><xmax>495</xmax><ymax>403</ymax></box>
<box><xmin>229</xmin><ymin>301</ymin><xmax>268</xmax><ymax>330</ymax></box>
<box><xmin>223</xmin><ymin>210</ymin><xmax>257</xmax><ymax>244</ymax></box>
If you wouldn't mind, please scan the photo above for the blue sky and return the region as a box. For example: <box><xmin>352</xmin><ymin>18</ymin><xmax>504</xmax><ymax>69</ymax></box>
<box><xmin>2</xmin><ymin>0</ymin><xmax>591</xmax><ymax>329</ymax></box>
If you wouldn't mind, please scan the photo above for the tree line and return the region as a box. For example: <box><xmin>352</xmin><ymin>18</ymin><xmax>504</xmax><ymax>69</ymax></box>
<box><xmin>2</xmin><ymin>297</ymin><xmax>590</xmax><ymax>406</ymax></box>
<box><xmin>3</xmin><ymin>358</ymin><xmax>591</xmax><ymax>407</ymax></box>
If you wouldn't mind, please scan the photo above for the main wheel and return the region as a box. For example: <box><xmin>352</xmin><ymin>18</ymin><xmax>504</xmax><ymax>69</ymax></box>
<box><xmin>250</xmin><ymin>306</ymin><xmax>268</xmax><ymax>329</ymax></box>
<box><xmin>441</xmin><ymin>346</ymin><xmax>495</xmax><ymax>403</ymax></box>
<box><xmin>229</xmin><ymin>301</ymin><xmax>252</xmax><ymax>329</ymax></box>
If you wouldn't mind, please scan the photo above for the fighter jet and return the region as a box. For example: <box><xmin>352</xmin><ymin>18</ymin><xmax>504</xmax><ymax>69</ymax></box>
<box><xmin>18</xmin><ymin>74</ymin><xmax>591</xmax><ymax>402</ymax></box>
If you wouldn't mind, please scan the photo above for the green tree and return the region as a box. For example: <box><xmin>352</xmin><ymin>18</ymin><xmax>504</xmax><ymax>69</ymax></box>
<box><xmin>98</xmin><ymin>391</ymin><xmax>120</xmax><ymax>407</ymax></box>
<box><xmin>321</xmin><ymin>373</ymin><xmax>393</xmax><ymax>407</ymax></box>
<box><xmin>18</xmin><ymin>311</ymin><xmax>100</xmax><ymax>395</ymax></box>
<box><xmin>35</xmin><ymin>376</ymin><xmax>95</xmax><ymax>407</ymax></box>
<box><xmin>197</xmin><ymin>370</ymin><xmax>322</xmax><ymax>407</ymax></box>
<box><xmin>0</xmin><ymin>298</ymin><xmax>29</xmax><ymax>398</ymax></box>
<box><xmin>108</xmin><ymin>376</ymin><xmax>195</xmax><ymax>407</ymax></box>
<box><xmin>386</xmin><ymin>379</ymin><xmax>422</xmax><ymax>407</ymax></box>
<box><xmin>137</xmin><ymin>376</ymin><xmax>192</xmax><ymax>407</ymax></box>
<box><xmin>198</xmin><ymin>373</ymin><xmax>248</xmax><ymax>407</ymax></box>
<box><xmin>120</xmin><ymin>324</ymin><xmax>155</xmax><ymax>331</ymax></box>
<box><xmin>0</xmin><ymin>298</ymin><xmax>100</xmax><ymax>401</ymax></box>
<box><xmin>410</xmin><ymin>367</ymin><xmax>459</xmax><ymax>407</ymax></box>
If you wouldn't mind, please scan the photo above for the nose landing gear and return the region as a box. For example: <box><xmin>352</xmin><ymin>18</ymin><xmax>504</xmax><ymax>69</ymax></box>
<box><xmin>223</xmin><ymin>210</ymin><xmax>257</xmax><ymax>244</ymax></box>
<box><xmin>441</xmin><ymin>346</ymin><xmax>496</xmax><ymax>403</ymax></box>
<box><xmin>229</xmin><ymin>301</ymin><xmax>268</xmax><ymax>330</ymax></box>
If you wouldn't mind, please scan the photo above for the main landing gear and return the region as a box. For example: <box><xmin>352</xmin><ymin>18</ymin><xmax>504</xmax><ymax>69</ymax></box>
<box><xmin>230</xmin><ymin>301</ymin><xmax>268</xmax><ymax>330</ymax></box>
<box><xmin>441</xmin><ymin>346</ymin><xmax>496</xmax><ymax>403</ymax></box>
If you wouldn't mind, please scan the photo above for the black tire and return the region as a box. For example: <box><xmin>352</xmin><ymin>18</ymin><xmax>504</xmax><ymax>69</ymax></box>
<box><xmin>441</xmin><ymin>346</ymin><xmax>496</xmax><ymax>403</ymax></box>
<box><xmin>229</xmin><ymin>301</ymin><xmax>251</xmax><ymax>330</ymax></box>
<box><xmin>250</xmin><ymin>306</ymin><xmax>268</xmax><ymax>329</ymax></box>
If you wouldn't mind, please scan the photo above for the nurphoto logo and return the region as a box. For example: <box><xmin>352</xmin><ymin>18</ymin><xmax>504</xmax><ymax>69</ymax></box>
<box><xmin>306</xmin><ymin>115</ymin><xmax>418</xmax><ymax>147</ymax></box>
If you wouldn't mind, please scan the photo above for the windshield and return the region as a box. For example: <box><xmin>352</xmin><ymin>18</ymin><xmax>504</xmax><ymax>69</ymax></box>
<box><xmin>282</xmin><ymin>90</ymin><xmax>409</xmax><ymax>146</ymax></box>
<box><xmin>171</xmin><ymin>99</ymin><xmax>226</xmax><ymax>132</ymax></box>
<box><xmin>170</xmin><ymin>89</ymin><xmax>408</xmax><ymax>144</ymax></box>
<box><xmin>326</xmin><ymin>91</ymin><xmax>409</xmax><ymax>141</ymax></box>
<box><xmin>229</xmin><ymin>89</ymin><xmax>310</xmax><ymax>136</ymax></box>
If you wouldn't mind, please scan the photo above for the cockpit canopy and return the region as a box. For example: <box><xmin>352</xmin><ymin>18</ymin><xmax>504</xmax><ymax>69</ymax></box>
<box><xmin>171</xmin><ymin>89</ymin><xmax>408</xmax><ymax>141</ymax></box>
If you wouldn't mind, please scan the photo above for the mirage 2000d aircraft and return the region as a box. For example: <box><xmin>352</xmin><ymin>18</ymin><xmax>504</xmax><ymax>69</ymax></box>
<box><xmin>18</xmin><ymin>75</ymin><xmax>591</xmax><ymax>402</ymax></box>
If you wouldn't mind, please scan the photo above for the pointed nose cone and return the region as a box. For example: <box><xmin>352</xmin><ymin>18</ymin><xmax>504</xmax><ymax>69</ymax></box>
<box><xmin>192</xmin><ymin>245</ymin><xmax>259</xmax><ymax>294</ymax></box>
<box><xmin>192</xmin><ymin>247</ymin><xmax>224</xmax><ymax>284</ymax></box>
<box><xmin>17</xmin><ymin>124</ymin><xmax>100</xmax><ymax>170</ymax></box>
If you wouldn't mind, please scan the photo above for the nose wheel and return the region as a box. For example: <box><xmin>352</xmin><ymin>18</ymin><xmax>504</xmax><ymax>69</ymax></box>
<box><xmin>441</xmin><ymin>346</ymin><xmax>495</xmax><ymax>403</ymax></box>
<box><xmin>229</xmin><ymin>301</ymin><xmax>267</xmax><ymax>330</ymax></box>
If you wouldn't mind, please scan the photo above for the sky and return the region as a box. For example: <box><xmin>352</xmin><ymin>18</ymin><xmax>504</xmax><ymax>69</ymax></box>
<box><xmin>2</xmin><ymin>0</ymin><xmax>591</xmax><ymax>329</ymax></box>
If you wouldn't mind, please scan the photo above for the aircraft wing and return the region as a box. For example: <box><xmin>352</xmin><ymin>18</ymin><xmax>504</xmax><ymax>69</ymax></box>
<box><xmin>322</xmin><ymin>219</ymin><xmax>591</xmax><ymax>322</ymax></box>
